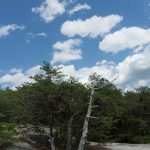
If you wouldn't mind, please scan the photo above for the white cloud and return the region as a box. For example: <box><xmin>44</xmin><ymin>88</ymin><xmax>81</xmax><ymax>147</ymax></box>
<box><xmin>37</xmin><ymin>32</ymin><xmax>47</xmax><ymax>37</ymax></box>
<box><xmin>9</xmin><ymin>68</ymin><xmax>22</xmax><ymax>74</ymax></box>
<box><xmin>26</xmin><ymin>32</ymin><xmax>47</xmax><ymax>43</ymax></box>
<box><xmin>25</xmin><ymin>65</ymin><xmax>41</xmax><ymax>76</ymax></box>
<box><xmin>51</xmin><ymin>39</ymin><xmax>82</xmax><ymax>64</ymax></box>
<box><xmin>0</xmin><ymin>24</ymin><xmax>25</xmax><ymax>38</ymax></box>
<box><xmin>0</xmin><ymin>65</ymin><xmax>41</xmax><ymax>89</ymax></box>
<box><xmin>68</xmin><ymin>3</ymin><xmax>91</xmax><ymax>16</ymax></box>
<box><xmin>64</xmin><ymin>0</ymin><xmax>77</xmax><ymax>5</ymax></box>
<box><xmin>61</xmin><ymin>15</ymin><xmax>123</xmax><ymax>38</ymax></box>
<box><xmin>99</xmin><ymin>27</ymin><xmax>150</xmax><ymax>53</ymax></box>
<box><xmin>0</xmin><ymin>73</ymin><xmax>33</xmax><ymax>90</ymax></box>
<box><xmin>59</xmin><ymin>60</ymin><xmax>116</xmax><ymax>84</ymax></box>
<box><xmin>59</xmin><ymin>45</ymin><xmax>150</xmax><ymax>90</ymax></box>
<box><xmin>28</xmin><ymin>32</ymin><xmax>47</xmax><ymax>37</ymax></box>
<box><xmin>1</xmin><ymin>46</ymin><xmax>150</xmax><ymax>90</ymax></box>
<box><xmin>32</xmin><ymin>0</ymin><xmax>65</xmax><ymax>23</ymax></box>
<box><xmin>116</xmin><ymin>45</ymin><xmax>150</xmax><ymax>89</ymax></box>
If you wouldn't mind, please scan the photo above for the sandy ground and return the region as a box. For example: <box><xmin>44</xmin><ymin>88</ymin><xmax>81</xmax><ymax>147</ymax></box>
<box><xmin>89</xmin><ymin>142</ymin><xmax>111</xmax><ymax>150</ymax></box>
<box><xmin>104</xmin><ymin>143</ymin><xmax>150</xmax><ymax>150</ymax></box>
<box><xmin>89</xmin><ymin>142</ymin><xmax>150</xmax><ymax>150</ymax></box>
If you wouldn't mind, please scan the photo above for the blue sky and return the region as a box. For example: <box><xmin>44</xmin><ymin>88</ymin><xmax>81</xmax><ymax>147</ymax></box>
<box><xmin>0</xmin><ymin>0</ymin><xmax>150</xmax><ymax>90</ymax></box>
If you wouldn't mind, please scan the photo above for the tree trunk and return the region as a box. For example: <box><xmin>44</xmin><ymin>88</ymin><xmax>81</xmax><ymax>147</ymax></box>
<box><xmin>66</xmin><ymin>117</ymin><xmax>73</xmax><ymax>150</ymax></box>
<box><xmin>48</xmin><ymin>128</ymin><xmax>56</xmax><ymax>150</ymax></box>
<box><xmin>48</xmin><ymin>136</ymin><xmax>56</xmax><ymax>150</ymax></box>
<box><xmin>78</xmin><ymin>85</ymin><xmax>94</xmax><ymax>150</ymax></box>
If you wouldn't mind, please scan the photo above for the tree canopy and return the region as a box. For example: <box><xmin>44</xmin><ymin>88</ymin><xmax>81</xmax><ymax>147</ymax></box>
<box><xmin>0</xmin><ymin>62</ymin><xmax>150</xmax><ymax>149</ymax></box>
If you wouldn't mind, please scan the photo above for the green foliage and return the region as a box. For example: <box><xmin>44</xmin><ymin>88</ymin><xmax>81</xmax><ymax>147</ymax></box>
<box><xmin>0</xmin><ymin>123</ymin><xmax>16</xmax><ymax>148</ymax></box>
<box><xmin>0</xmin><ymin>63</ymin><xmax>150</xmax><ymax>148</ymax></box>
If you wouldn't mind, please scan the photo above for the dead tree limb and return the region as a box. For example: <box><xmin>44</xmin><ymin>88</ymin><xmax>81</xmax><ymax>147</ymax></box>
<box><xmin>78</xmin><ymin>84</ymin><xmax>95</xmax><ymax>150</ymax></box>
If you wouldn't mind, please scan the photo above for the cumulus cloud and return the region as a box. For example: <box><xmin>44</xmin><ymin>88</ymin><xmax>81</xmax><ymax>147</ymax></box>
<box><xmin>116</xmin><ymin>45</ymin><xmax>150</xmax><ymax>88</ymax></box>
<box><xmin>25</xmin><ymin>65</ymin><xmax>41</xmax><ymax>76</ymax></box>
<box><xmin>51</xmin><ymin>39</ymin><xmax>82</xmax><ymax>64</ymax></box>
<box><xmin>59</xmin><ymin>60</ymin><xmax>116</xmax><ymax>84</ymax></box>
<box><xmin>1</xmin><ymin>46</ymin><xmax>150</xmax><ymax>90</ymax></box>
<box><xmin>0</xmin><ymin>65</ymin><xmax>41</xmax><ymax>89</ymax></box>
<box><xmin>32</xmin><ymin>0</ymin><xmax>65</xmax><ymax>23</ymax></box>
<box><xmin>59</xmin><ymin>45</ymin><xmax>150</xmax><ymax>90</ymax></box>
<box><xmin>99</xmin><ymin>27</ymin><xmax>150</xmax><ymax>53</ymax></box>
<box><xmin>0</xmin><ymin>73</ymin><xmax>33</xmax><ymax>90</ymax></box>
<box><xmin>61</xmin><ymin>15</ymin><xmax>123</xmax><ymax>38</ymax></box>
<box><xmin>68</xmin><ymin>3</ymin><xmax>91</xmax><ymax>16</ymax></box>
<box><xmin>0</xmin><ymin>24</ymin><xmax>25</xmax><ymax>38</ymax></box>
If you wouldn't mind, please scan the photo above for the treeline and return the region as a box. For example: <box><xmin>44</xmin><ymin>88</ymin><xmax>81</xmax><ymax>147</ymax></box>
<box><xmin>0</xmin><ymin>62</ymin><xmax>150</xmax><ymax>149</ymax></box>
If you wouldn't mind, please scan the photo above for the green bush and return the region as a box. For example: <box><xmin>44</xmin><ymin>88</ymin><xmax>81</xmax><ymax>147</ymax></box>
<box><xmin>0</xmin><ymin>123</ymin><xmax>16</xmax><ymax>148</ymax></box>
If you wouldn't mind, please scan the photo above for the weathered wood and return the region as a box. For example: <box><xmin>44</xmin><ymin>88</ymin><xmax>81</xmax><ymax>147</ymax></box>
<box><xmin>87</xmin><ymin>116</ymin><xmax>99</xmax><ymax>119</ymax></box>
<box><xmin>48</xmin><ymin>128</ymin><xmax>56</xmax><ymax>150</ymax></box>
<box><xmin>92</xmin><ymin>105</ymin><xmax>99</xmax><ymax>108</ymax></box>
<box><xmin>66</xmin><ymin>117</ymin><xmax>73</xmax><ymax>150</ymax></box>
<box><xmin>78</xmin><ymin>84</ymin><xmax>95</xmax><ymax>150</ymax></box>
<box><xmin>48</xmin><ymin>136</ymin><xmax>55</xmax><ymax>150</ymax></box>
